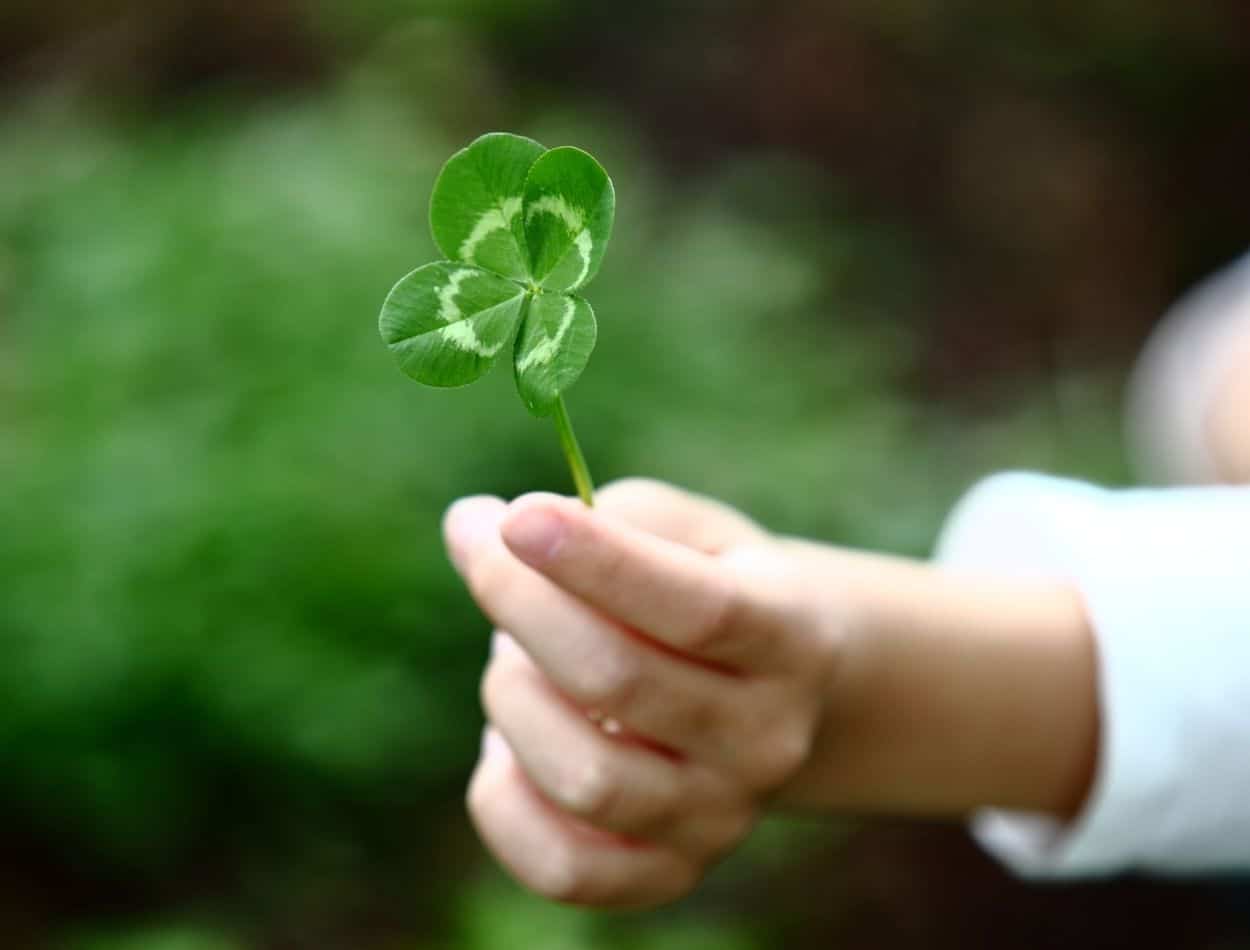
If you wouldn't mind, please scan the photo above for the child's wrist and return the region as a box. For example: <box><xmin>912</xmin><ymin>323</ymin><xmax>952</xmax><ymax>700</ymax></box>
<box><xmin>771</xmin><ymin>542</ymin><xmax>1098</xmax><ymax>817</ymax></box>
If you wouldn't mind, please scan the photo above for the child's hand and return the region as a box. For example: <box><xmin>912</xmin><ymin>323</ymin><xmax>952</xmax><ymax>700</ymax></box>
<box><xmin>443</xmin><ymin>479</ymin><xmax>845</xmax><ymax>908</ymax></box>
<box><xmin>443</xmin><ymin>478</ymin><xmax>1098</xmax><ymax>908</ymax></box>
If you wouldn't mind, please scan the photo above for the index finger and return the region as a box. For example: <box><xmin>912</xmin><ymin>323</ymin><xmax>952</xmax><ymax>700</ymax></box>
<box><xmin>594</xmin><ymin>478</ymin><xmax>767</xmax><ymax>554</ymax></box>
<box><xmin>499</xmin><ymin>493</ymin><xmax>791</xmax><ymax>671</ymax></box>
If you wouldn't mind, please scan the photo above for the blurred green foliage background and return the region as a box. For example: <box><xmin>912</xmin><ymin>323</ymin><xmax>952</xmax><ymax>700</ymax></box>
<box><xmin>1</xmin><ymin>1</ymin><xmax>1248</xmax><ymax>947</ymax></box>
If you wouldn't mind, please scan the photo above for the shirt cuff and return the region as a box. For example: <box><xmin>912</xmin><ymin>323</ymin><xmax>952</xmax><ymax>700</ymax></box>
<box><xmin>935</xmin><ymin>471</ymin><xmax>1250</xmax><ymax>877</ymax></box>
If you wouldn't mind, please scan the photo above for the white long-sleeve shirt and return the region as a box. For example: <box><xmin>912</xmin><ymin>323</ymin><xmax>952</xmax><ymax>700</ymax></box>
<box><xmin>937</xmin><ymin>472</ymin><xmax>1250</xmax><ymax>876</ymax></box>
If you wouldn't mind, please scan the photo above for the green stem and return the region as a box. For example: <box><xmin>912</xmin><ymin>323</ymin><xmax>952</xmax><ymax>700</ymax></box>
<box><xmin>552</xmin><ymin>396</ymin><xmax>595</xmax><ymax>507</ymax></box>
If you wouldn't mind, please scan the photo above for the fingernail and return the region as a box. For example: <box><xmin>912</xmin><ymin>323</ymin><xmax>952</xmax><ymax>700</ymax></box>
<box><xmin>503</xmin><ymin>505</ymin><xmax>565</xmax><ymax>564</ymax></box>
<box><xmin>444</xmin><ymin>497</ymin><xmax>504</xmax><ymax>572</ymax></box>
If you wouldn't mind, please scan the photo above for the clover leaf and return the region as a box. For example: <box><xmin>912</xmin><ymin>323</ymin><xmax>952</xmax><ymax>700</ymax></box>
<box><xmin>378</xmin><ymin>133</ymin><xmax>614</xmax><ymax>505</ymax></box>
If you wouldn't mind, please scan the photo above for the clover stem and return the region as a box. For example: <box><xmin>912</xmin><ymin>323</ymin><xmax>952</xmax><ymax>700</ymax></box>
<box><xmin>552</xmin><ymin>396</ymin><xmax>595</xmax><ymax>507</ymax></box>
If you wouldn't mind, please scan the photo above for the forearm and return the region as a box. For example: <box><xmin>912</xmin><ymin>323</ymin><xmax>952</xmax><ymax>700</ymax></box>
<box><xmin>778</xmin><ymin>541</ymin><xmax>1098</xmax><ymax>819</ymax></box>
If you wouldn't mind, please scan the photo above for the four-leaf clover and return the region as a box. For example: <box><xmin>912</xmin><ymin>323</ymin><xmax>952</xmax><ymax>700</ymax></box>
<box><xmin>379</xmin><ymin>133</ymin><xmax>614</xmax><ymax>417</ymax></box>
<box><xmin>378</xmin><ymin>133</ymin><xmax>614</xmax><ymax>504</ymax></box>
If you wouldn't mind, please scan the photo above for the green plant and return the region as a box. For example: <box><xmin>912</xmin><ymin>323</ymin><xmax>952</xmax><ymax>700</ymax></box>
<box><xmin>378</xmin><ymin>132</ymin><xmax>614</xmax><ymax>505</ymax></box>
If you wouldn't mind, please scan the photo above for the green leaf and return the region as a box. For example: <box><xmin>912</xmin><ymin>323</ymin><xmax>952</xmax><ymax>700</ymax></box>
<box><xmin>514</xmin><ymin>292</ymin><xmax>597</xmax><ymax>415</ymax></box>
<box><xmin>429</xmin><ymin>132</ymin><xmax>546</xmax><ymax>281</ymax></box>
<box><xmin>379</xmin><ymin>261</ymin><xmax>526</xmax><ymax>387</ymax></box>
<box><xmin>522</xmin><ymin>146</ymin><xmax>614</xmax><ymax>292</ymax></box>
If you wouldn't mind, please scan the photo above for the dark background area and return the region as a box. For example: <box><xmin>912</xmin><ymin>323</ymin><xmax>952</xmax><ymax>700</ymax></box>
<box><xmin>2</xmin><ymin>1</ymin><xmax>1249</xmax><ymax>947</ymax></box>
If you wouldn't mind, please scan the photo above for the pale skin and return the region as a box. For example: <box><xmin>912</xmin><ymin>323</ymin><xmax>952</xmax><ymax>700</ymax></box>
<box><xmin>445</xmin><ymin>325</ymin><xmax>1250</xmax><ymax>910</ymax></box>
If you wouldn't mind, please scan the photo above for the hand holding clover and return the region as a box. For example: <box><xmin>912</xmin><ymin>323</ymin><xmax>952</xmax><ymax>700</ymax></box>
<box><xmin>378</xmin><ymin>134</ymin><xmax>1100</xmax><ymax>911</ymax></box>
<box><xmin>379</xmin><ymin>136</ymin><xmax>844</xmax><ymax>907</ymax></box>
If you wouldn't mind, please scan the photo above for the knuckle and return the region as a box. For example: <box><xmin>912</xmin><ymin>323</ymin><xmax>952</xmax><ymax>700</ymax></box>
<box><xmin>675</xmin><ymin>772</ymin><xmax>751</xmax><ymax>858</ymax></box>
<box><xmin>479</xmin><ymin>658</ymin><xmax>515</xmax><ymax>720</ymax></box>
<box><xmin>575</xmin><ymin>648</ymin><xmax>642</xmax><ymax>710</ymax></box>
<box><xmin>646</xmin><ymin>858</ymin><xmax>701</xmax><ymax>905</ymax></box>
<box><xmin>558</xmin><ymin>755</ymin><xmax>621</xmax><ymax>823</ymax></box>
<box><xmin>686</xmin><ymin>576</ymin><xmax>747</xmax><ymax>655</ymax></box>
<box><xmin>530</xmin><ymin>841</ymin><xmax>593</xmax><ymax>904</ymax></box>
<box><xmin>749</xmin><ymin>724</ymin><xmax>812</xmax><ymax>792</ymax></box>
<box><xmin>670</xmin><ymin>691</ymin><xmax>720</xmax><ymax>745</ymax></box>
<box><xmin>690</xmin><ymin>807</ymin><xmax>756</xmax><ymax>865</ymax></box>
<box><xmin>636</xmin><ymin>781</ymin><xmax>682</xmax><ymax>834</ymax></box>
<box><xmin>628</xmin><ymin>773</ymin><xmax>700</xmax><ymax>842</ymax></box>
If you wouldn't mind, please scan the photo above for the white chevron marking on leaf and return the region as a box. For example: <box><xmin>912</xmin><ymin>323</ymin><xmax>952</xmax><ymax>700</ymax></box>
<box><xmin>436</xmin><ymin>268</ymin><xmax>476</xmax><ymax>323</ymax></box>
<box><xmin>459</xmin><ymin>197</ymin><xmax>523</xmax><ymax>263</ymax></box>
<box><xmin>440</xmin><ymin>319</ymin><xmax>505</xmax><ymax>358</ymax></box>
<box><xmin>571</xmin><ymin>230</ymin><xmax>593</xmax><ymax>287</ymax></box>
<box><xmin>517</xmin><ymin>295</ymin><xmax>577</xmax><ymax>373</ymax></box>
<box><xmin>526</xmin><ymin>194</ymin><xmax>584</xmax><ymax>231</ymax></box>
<box><xmin>527</xmin><ymin>195</ymin><xmax>594</xmax><ymax>287</ymax></box>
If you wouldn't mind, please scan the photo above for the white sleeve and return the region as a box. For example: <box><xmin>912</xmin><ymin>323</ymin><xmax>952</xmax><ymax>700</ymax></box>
<box><xmin>934</xmin><ymin>471</ymin><xmax>1250</xmax><ymax>877</ymax></box>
